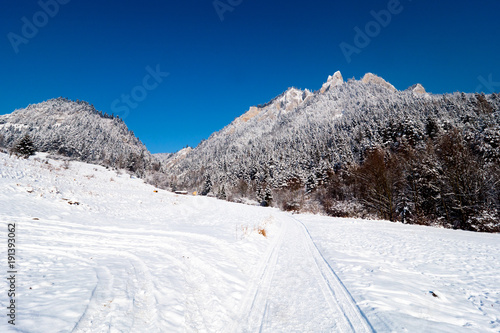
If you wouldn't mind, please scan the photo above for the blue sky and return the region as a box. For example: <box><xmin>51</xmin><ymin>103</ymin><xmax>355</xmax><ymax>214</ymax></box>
<box><xmin>1</xmin><ymin>0</ymin><xmax>499</xmax><ymax>153</ymax></box>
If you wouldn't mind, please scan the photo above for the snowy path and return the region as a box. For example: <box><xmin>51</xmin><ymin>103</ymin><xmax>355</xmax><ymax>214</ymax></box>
<box><xmin>233</xmin><ymin>215</ymin><xmax>373</xmax><ymax>332</ymax></box>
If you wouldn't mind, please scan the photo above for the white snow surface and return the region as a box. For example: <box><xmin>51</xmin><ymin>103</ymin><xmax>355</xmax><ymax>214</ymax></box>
<box><xmin>0</xmin><ymin>152</ymin><xmax>499</xmax><ymax>332</ymax></box>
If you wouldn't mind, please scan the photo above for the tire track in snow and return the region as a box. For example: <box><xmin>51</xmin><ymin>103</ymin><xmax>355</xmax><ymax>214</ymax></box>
<box><xmin>22</xmin><ymin>217</ymin><xmax>249</xmax><ymax>332</ymax></box>
<box><xmin>24</xmin><ymin>239</ymin><xmax>161</xmax><ymax>332</ymax></box>
<box><xmin>231</xmin><ymin>215</ymin><xmax>374</xmax><ymax>332</ymax></box>
<box><xmin>71</xmin><ymin>251</ymin><xmax>159</xmax><ymax>333</ymax></box>
<box><xmin>293</xmin><ymin>216</ymin><xmax>374</xmax><ymax>333</ymax></box>
<box><xmin>228</xmin><ymin>218</ymin><xmax>287</xmax><ymax>332</ymax></box>
<box><xmin>72</xmin><ymin>265</ymin><xmax>114</xmax><ymax>333</ymax></box>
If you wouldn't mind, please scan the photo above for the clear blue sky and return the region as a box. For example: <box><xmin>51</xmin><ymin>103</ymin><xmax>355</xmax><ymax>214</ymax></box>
<box><xmin>1</xmin><ymin>0</ymin><xmax>499</xmax><ymax>153</ymax></box>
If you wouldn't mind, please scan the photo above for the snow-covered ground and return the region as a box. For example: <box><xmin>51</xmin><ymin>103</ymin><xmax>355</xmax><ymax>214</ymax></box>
<box><xmin>297</xmin><ymin>216</ymin><xmax>500</xmax><ymax>333</ymax></box>
<box><xmin>0</xmin><ymin>152</ymin><xmax>499</xmax><ymax>332</ymax></box>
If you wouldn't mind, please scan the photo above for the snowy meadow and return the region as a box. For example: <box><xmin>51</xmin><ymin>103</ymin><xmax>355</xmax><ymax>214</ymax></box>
<box><xmin>0</xmin><ymin>152</ymin><xmax>499</xmax><ymax>332</ymax></box>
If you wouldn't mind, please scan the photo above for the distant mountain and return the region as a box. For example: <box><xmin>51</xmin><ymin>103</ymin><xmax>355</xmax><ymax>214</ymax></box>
<box><xmin>406</xmin><ymin>83</ymin><xmax>427</xmax><ymax>95</ymax></box>
<box><xmin>153</xmin><ymin>147</ymin><xmax>192</xmax><ymax>168</ymax></box>
<box><xmin>163</xmin><ymin>72</ymin><xmax>500</xmax><ymax>230</ymax></box>
<box><xmin>361</xmin><ymin>73</ymin><xmax>397</xmax><ymax>92</ymax></box>
<box><xmin>153</xmin><ymin>152</ymin><xmax>174</xmax><ymax>163</ymax></box>
<box><xmin>0</xmin><ymin>98</ymin><xmax>153</xmax><ymax>175</ymax></box>
<box><xmin>164</xmin><ymin>72</ymin><xmax>440</xmax><ymax>190</ymax></box>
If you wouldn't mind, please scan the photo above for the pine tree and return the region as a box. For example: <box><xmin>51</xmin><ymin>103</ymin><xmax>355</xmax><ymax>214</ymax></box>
<box><xmin>11</xmin><ymin>134</ymin><xmax>36</xmax><ymax>158</ymax></box>
<box><xmin>201</xmin><ymin>174</ymin><xmax>212</xmax><ymax>196</ymax></box>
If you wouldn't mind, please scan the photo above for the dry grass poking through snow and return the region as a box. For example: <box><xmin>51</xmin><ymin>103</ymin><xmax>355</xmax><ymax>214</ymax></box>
<box><xmin>237</xmin><ymin>216</ymin><xmax>273</xmax><ymax>240</ymax></box>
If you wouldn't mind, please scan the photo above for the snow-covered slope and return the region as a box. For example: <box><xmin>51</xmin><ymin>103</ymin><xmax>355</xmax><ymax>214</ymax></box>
<box><xmin>0</xmin><ymin>152</ymin><xmax>278</xmax><ymax>332</ymax></box>
<box><xmin>1</xmin><ymin>152</ymin><xmax>499</xmax><ymax>332</ymax></box>
<box><xmin>0</xmin><ymin>98</ymin><xmax>151</xmax><ymax>173</ymax></box>
<box><xmin>298</xmin><ymin>215</ymin><xmax>500</xmax><ymax>333</ymax></box>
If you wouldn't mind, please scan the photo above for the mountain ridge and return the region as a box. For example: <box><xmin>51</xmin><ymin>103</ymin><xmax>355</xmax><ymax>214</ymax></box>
<box><xmin>0</xmin><ymin>97</ymin><xmax>154</xmax><ymax>175</ymax></box>
<box><xmin>163</xmin><ymin>71</ymin><xmax>429</xmax><ymax>165</ymax></box>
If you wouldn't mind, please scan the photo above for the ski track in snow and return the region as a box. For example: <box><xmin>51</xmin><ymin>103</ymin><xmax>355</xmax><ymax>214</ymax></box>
<box><xmin>72</xmin><ymin>251</ymin><xmax>157</xmax><ymax>333</ymax></box>
<box><xmin>295</xmin><ymin>217</ymin><xmax>374</xmax><ymax>333</ymax></box>
<box><xmin>295</xmin><ymin>215</ymin><xmax>500</xmax><ymax>333</ymax></box>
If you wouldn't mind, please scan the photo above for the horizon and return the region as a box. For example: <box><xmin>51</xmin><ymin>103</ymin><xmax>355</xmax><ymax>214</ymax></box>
<box><xmin>1</xmin><ymin>0</ymin><xmax>499</xmax><ymax>153</ymax></box>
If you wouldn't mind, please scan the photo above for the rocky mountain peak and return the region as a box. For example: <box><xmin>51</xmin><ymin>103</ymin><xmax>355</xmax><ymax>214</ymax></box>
<box><xmin>361</xmin><ymin>73</ymin><xmax>397</xmax><ymax>92</ymax></box>
<box><xmin>320</xmin><ymin>71</ymin><xmax>344</xmax><ymax>93</ymax></box>
<box><xmin>407</xmin><ymin>83</ymin><xmax>426</xmax><ymax>95</ymax></box>
<box><xmin>275</xmin><ymin>87</ymin><xmax>313</xmax><ymax>112</ymax></box>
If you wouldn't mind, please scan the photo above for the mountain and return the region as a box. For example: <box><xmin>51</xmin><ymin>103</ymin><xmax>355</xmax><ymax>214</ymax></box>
<box><xmin>234</xmin><ymin>87</ymin><xmax>313</xmax><ymax>126</ymax></box>
<box><xmin>0</xmin><ymin>97</ymin><xmax>153</xmax><ymax>175</ymax></box>
<box><xmin>163</xmin><ymin>72</ymin><xmax>434</xmax><ymax>190</ymax></box>
<box><xmin>154</xmin><ymin>147</ymin><xmax>192</xmax><ymax>169</ymax></box>
<box><xmin>2</xmin><ymin>149</ymin><xmax>499</xmax><ymax>332</ymax></box>
<box><xmin>406</xmin><ymin>83</ymin><xmax>427</xmax><ymax>95</ymax></box>
<box><xmin>164</xmin><ymin>72</ymin><xmax>500</xmax><ymax>230</ymax></box>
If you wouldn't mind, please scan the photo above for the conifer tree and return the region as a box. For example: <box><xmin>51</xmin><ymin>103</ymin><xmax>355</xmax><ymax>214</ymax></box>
<box><xmin>11</xmin><ymin>134</ymin><xmax>36</xmax><ymax>158</ymax></box>
<box><xmin>201</xmin><ymin>174</ymin><xmax>212</xmax><ymax>196</ymax></box>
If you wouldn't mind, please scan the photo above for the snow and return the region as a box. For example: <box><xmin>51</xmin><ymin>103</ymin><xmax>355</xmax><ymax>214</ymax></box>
<box><xmin>1</xmin><ymin>152</ymin><xmax>499</xmax><ymax>332</ymax></box>
<box><xmin>274</xmin><ymin>87</ymin><xmax>313</xmax><ymax>112</ymax></box>
<box><xmin>297</xmin><ymin>215</ymin><xmax>500</xmax><ymax>332</ymax></box>
<box><xmin>233</xmin><ymin>218</ymin><xmax>372</xmax><ymax>332</ymax></box>
<box><xmin>0</xmin><ymin>153</ymin><xmax>275</xmax><ymax>332</ymax></box>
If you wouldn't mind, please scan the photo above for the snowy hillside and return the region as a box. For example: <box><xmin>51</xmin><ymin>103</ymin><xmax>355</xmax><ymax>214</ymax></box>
<box><xmin>0</xmin><ymin>98</ymin><xmax>152</xmax><ymax>174</ymax></box>
<box><xmin>1</xmin><ymin>152</ymin><xmax>499</xmax><ymax>332</ymax></box>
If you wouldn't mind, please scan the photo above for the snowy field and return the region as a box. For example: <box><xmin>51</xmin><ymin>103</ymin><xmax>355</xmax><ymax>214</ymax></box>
<box><xmin>0</xmin><ymin>152</ymin><xmax>499</xmax><ymax>332</ymax></box>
